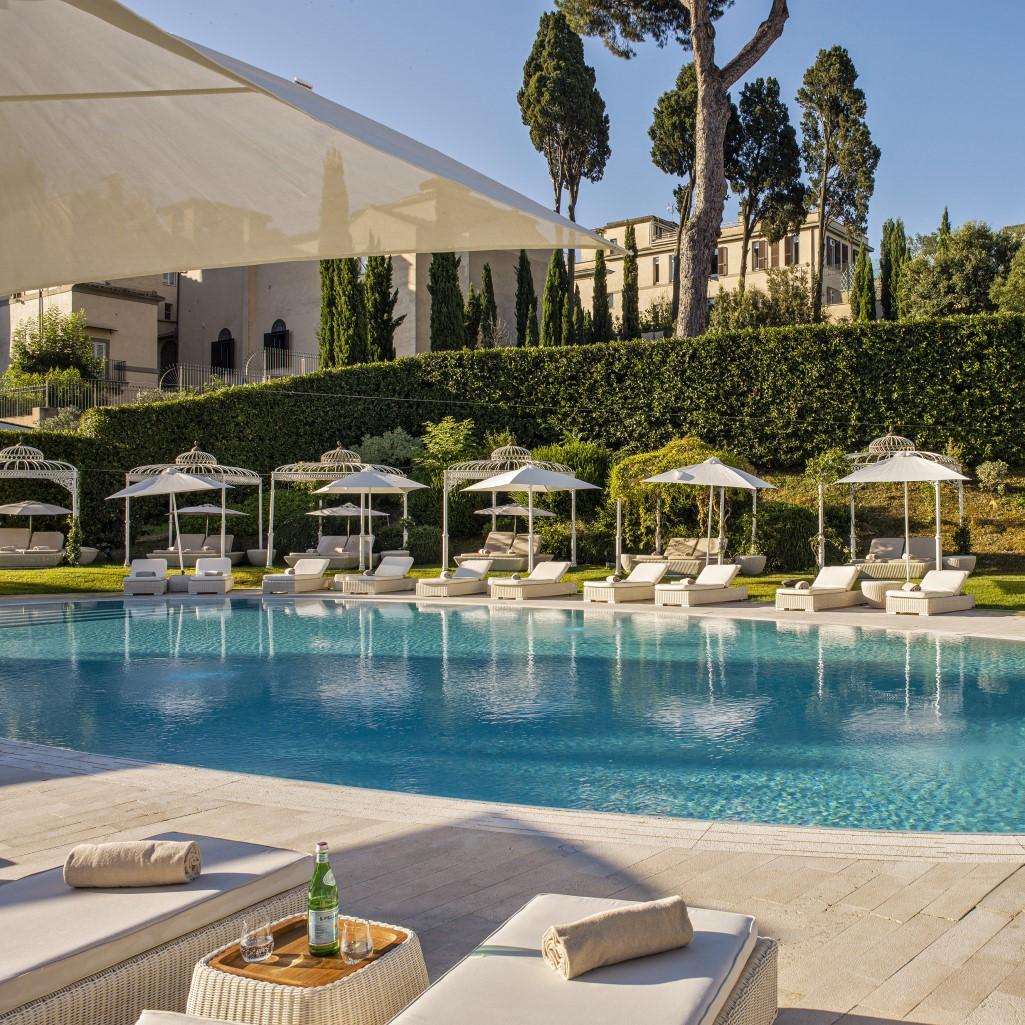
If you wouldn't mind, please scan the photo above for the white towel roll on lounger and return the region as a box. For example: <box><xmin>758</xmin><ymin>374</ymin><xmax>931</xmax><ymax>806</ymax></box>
<box><xmin>64</xmin><ymin>840</ymin><xmax>202</xmax><ymax>888</ymax></box>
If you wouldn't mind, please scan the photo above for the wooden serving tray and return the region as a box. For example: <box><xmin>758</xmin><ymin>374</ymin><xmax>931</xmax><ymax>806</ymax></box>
<box><xmin>209</xmin><ymin>914</ymin><xmax>408</xmax><ymax>989</ymax></box>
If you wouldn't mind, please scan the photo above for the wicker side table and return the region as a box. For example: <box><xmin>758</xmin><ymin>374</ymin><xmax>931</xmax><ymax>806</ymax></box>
<box><xmin>186</xmin><ymin>914</ymin><xmax>428</xmax><ymax>1025</ymax></box>
<box><xmin>860</xmin><ymin>579</ymin><xmax>904</xmax><ymax>609</ymax></box>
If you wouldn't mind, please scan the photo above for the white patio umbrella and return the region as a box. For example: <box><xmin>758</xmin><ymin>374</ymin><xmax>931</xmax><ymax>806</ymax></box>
<box><xmin>315</xmin><ymin>470</ymin><xmax>427</xmax><ymax>569</ymax></box>
<box><xmin>307</xmin><ymin>503</ymin><xmax>388</xmax><ymax>538</ymax></box>
<box><xmin>0</xmin><ymin>0</ymin><xmax>611</xmax><ymax>296</ymax></box>
<box><xmin>106</xmin><ymin>469</ymin><xmax>229</xmax><ymax>571</ymax></box>
<box><xmin>177</xmin><ymin>503</ymin><xmax>247</xmax><ymax>537</ymax></box>
<box><xmin>642</xmin><ymin>458</ymin><xmax>776</xmax><ymax>567</ymax></box>
<box><xmin>463</xmin><ymin>467</ymin><xmax>599</xmax><ymax>572</ymax></box>
<box><xmin>836</xmin><ymin>453</ymin><xmax>970</xmax><ymax>578</ymax></box>
<box><xmin>0</xmin><ymin>500</ymin><xmax>73</xmax><ymax>535</ymax></box>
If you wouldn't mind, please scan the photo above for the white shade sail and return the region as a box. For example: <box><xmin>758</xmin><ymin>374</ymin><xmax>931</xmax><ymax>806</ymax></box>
<box><xmin>644</xmin><ymin>458</ymin><xmax>776</xmax><ymax>491</ymax></box>
<box><xmin>836</xmin><ymin>453</ymin><xmax>969</xmax><ymax>485</ymax></box>
<box><xmin>0</xmin><ymin>0</ymin><xmax>612</xmax><ymax>295</ymax></box>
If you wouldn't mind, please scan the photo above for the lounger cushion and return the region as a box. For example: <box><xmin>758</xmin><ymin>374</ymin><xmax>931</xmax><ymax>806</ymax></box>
<box><xmin>0</xmin><ymin>833</ymin><xmax>309</xmax><ymax>1015</ymax></box>
<box><xmin>390</xmin><ymin>893</ymin><xmax>756</xmax><ymax>1025</ymax></box>
<box><xmin>136</xmin><ymin>1014</ymin><xmax>237</xmax><ymax>1025</ymax></box>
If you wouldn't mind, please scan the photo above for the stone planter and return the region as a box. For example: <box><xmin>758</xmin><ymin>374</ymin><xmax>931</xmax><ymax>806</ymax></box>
<box><xmin>735</xmin><ymin>554</ymin><xmax>767</xmax><ymax>577</ymax></box>
<box><xmin>247</xmin><ymin>548</ymin><xmax>275</xmax><ymax>566</ymax></box>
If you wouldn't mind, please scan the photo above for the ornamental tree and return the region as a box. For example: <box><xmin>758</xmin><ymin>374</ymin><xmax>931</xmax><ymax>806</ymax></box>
<box><xmin>428</xmin><ymin>253</ymin><xmax>466</xmax><ymax>350</ymax></box>
<box><xmin>8</xmin><ymin>307</ymin><xmax>100</xmax><ymax>380</ymax></box>
<box><xmin>363</xmin><ymin>255</ymin><xmax>405</xmax><ymax>361</ymax></box>
<box><xmin>620</xmin><ymin>222</ymin><xmax>640</xmax><ymax>339</ymax></box>
<box><xmin>728</xmin><ymin>76</ymin><xmax>804</xmax><ymax>291</ymax></box>
<box><xmin>318</xmin><ymin>259</ymin><xmax>340</xmax><ymax>368</ymax></box>
<box><xmin>559</xmin><ymin>0</ymin><xmax>790</xmax><ymax>337</ymax></box>
<box><xmin>590</xmin><ymin>248</ymin><xmax>613</xmax><ymax>342</ymax></box>
<box><xmin>797</xmin><ymin>46</ymin><xmax>881</xmax><ymax>320</ymax></box>
<box><xmin>514</xmin><ymin>250</ymin><xmax>539</xmax><ymax>346</ymax></box>
<box><xmin>878</xmin><ymin>217</ymin><xmax>909</xmax><ymax>320</ymax></box>
<box><xmin>541</xmin><ymin>249</ymin><xmax>568</xmax><ymax>346</ymax></box>
<box><xmin>463</xmin><ymin>285</ymin><xmax>482</xmax><ymax>348</ymax></box>
<box><xmin>992</xmin><ymin>242</ymin><xmax>1025</xmax><ymax>313</ymax></box>
<box><xmin>479</xmin><ymin>263</ymin><xmax>498</xmax><ymax>347</ymax></box>
<box><xmin>849</xmin><ymin>244</ymin><xmax>875</xmax><ymax>321</ymax></box>
<box><xmin>336</xmin><ymin>258</ymin><xmax>368</xmax><ymax>365</ymax></box>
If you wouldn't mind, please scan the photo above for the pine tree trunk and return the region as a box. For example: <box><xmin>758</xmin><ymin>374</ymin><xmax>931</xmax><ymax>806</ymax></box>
<box><xmin>738</xmin><ymin>205</ymin><xmax>754</xmax><ymax>293</ymax></box>
<box><xmin>812</xmin><ymin>175</ymin><xmax>828</xmax><ymax>321</ymax></box>
<box><xmin>567</xmin><ymin>191</ymin><xmax>578</xmax><ymax>303</ymax></box>
<box><xmin>671</xmin><ymin>184</ymin><xmax>692</xmax><ymax>326</ymax></box>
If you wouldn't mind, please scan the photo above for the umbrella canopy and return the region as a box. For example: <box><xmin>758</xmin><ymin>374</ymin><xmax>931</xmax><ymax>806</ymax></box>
<box><xmin>836</xmin><ymin>454</ymin><xmax>970</xmax><ymax>577</ymax></box>
<box><xmin>0</xmin><ymin>501</ymin><xmax>73</xmax><ymax>516</ymax></box>
<box><xmin>177</xmin><ymin>504</ymin><xmax>248</xmax><ymax>516</ymax></box>
<box><xmin>473</xmin><ymin>504</ymin><xmax>557</xmax><ymax>518</ymax></box>
<box><xmin>306</xmin><ymin>504</ymin><xmax>389</xmax><ymax>517</ymax></box>
<box><xmin>0</xmin><ymin>0</ymin><xmax>612</xmax><ymax>296</ymax></box>
<box><xmin>464</xmin><ymin>467</ymin><xmax>598</xmax><ymax>571</ymax></box>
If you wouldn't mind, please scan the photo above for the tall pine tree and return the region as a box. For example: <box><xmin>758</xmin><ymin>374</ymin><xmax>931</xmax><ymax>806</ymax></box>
<box><xmin>620</xmin><ymin>222</ymin><xmax>640</xmax><ymax>339</ymax></box>
<box><xmin>428</xmin><ymin>253</ymin><xmax>466</xmax><ymax>350</ymax></box>
<box><xmin>479</xmin><ymin>264</ymin><xmax>498</xmax><ymax>347</ymax></box>
<box><xmin>337</xmin><ymin>258</ymin><xmax>368</xmax><ymax>364</ymax></box>
<box><xmin>939</xmin><ymin>207</ymin><xmax>952</xmax><ymax>252</ymax></box>
<box><xmin>561</xmin><ymin>285</ymin><xmax>576</xmax><ymax>345</ymax></box>
<box><xmin>541</xmin><ymin>249</ymin><xmax>567</xmax><ymax>346</ymax></box>
<box><xmin>514</xmin><ymin>250</ymin><xmax>538</xmax><ymax>346</ymax></box>
<box><xmin>363</xmin><ymin>255</ymin><xmax>405</xmax><ymax>361</ymax></box>
<box><xmin>318</xmin><ymin>259</ymin><xmax>340</xmax><ymax>368</ymax></box>
<box><xmin>591</xmin><ymin>249</ymin><xmax>612</xmax><ymax>342</ymax></box>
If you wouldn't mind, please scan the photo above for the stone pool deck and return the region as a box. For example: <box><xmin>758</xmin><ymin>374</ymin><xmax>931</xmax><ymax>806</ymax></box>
<box><xmin>3</xmin><ymin>737</ymin><xmax>1025</xmax><ymax>1025</ymax></box>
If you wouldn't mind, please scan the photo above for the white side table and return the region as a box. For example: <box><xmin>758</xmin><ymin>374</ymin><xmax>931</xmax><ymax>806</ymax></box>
<box><xmin>860</xmin><ymin>579</ymin><xmax>903</xmax><ymax>608</ymax></box>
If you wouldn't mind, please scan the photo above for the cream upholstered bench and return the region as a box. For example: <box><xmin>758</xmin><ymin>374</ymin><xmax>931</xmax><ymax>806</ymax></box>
<box><xmin>0</xmin><ymin>834</ymin><xmax>309</xmax><ymax>1025</ymax></box>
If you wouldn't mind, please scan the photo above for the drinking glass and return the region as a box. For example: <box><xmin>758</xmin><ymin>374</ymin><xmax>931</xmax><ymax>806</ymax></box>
<box><xmin>240</xmin><ymin>918</ymin><xmax>274</xmax><ymax>963</ymax></box>
<box><xmin>341</xmin><ymin>918</ymin><xmax>373</xmax><ymax>965</ymax></box>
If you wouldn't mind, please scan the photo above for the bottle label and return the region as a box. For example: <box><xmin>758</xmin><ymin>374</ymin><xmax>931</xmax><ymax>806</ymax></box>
<box><xmin>308</xmin><ymin>908</ymin><xmax>337</xmax><ymax>948</ymax></box>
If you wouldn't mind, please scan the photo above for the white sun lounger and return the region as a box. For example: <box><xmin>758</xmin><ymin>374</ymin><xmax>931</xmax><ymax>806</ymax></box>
<box><xmin>885</xmin><ymin>570</ymin><xmax>974</xmax><ymax>616</ymax></box>
<box><xmin>336</xmin><ymin>556</ymin><xmax>415</xmax><ymax>594</ymax></box>
<box><xmin>489</xmin><ymin>561</ymin><xmax>575</xmax><ymax>601</ymax></box>
<box><xmin>583</xmin><ymin>561</ymin><xmax>668</xmax><ymax>604</ymax></box>
<box><xmin>775</xmin><ymin>566</ymin><xmax>865</xmax><ymax>612</ymax></box>
<box><xmin>656</xmin><ymin>564</ymin><xmax>748</xmax><ymax>607</ymax></box>
<box><xmin>416</xmin><ymin>559</ymin><xmax>492</xmax><ymax>598</ymax></box>
<box><xmin>187</xmin><ymin>558</ymin><xmax>235</xmax><ymax>595</ymax></box>
<box><xmin>261</xmin><ymin>558</ymin><xmax>329</xmax><ymax>594</ymax></box>
<box><xmin>123</xmin><ymin>559</ymin><xmax>168</xmax><ymax>596</ymax></box>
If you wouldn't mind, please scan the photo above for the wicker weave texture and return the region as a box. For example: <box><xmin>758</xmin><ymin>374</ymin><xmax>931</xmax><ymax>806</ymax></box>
<box><xmin>774</xmin><ymin>590</ymin><xmax>864</xmax><ymax>612</ymax></box>
<box><xmin>715</xmin><ymin>937</ymin><xmax>778</xmax><ymax>1025</ymax></box>
<box><xmin>489</xmin><ymin>582</ymin><xmax>576</xmax><ymax>600</ymax></box>
<box><xmin>342</xmin><ymin>578</ymin><xmax>415</xmax><ymax>595</ymax></box>
<box><xmin>0</xmin><ymin>887</ymin><xmax>306</xmax><ymax>1025</ymax></box>
<box><xmin>187</xmin><ymin>917</ymin><xmax>429</xmax><ymax>1025</ymax></box>
<box><xmin>416</xmin><ymin>580</ymin><xmax>487</xmax><ymax>597</ymax></box>
<box><xmin>582</xmin><ymin>583</ymin><xmax>655</xmax><ymax>604</ymax></box>
<box><xmin>885</xmin><ymin>593</ymin><xmax>974</xmax><ymax>616</ymax></box>
<box><xmin>656</xmin><ymin>586</ymin><xmax>749</xmax><ymax>608</ymax></box>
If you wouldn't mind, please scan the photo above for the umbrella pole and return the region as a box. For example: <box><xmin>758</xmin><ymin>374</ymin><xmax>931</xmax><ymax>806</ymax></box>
<box><xmin>265</xmin><ymin>479</ymin><xmax>275</xmax><ymax>568</ymax></box>
<box><xmin>904</xmin><ymin>481</ymin><xmax>911</xmax><ymax>582</ymax></box>
<box><xmin>528</xmin><ymin>489</ymin><xmax>535</xmax><ymax>574</ymax></box>
<box><xmin>368</xmin><ymin>494</ymin><xmax>374</xmax><ymax>564</ymax></box>
<box><xmin>570</xmin><ymin>490</ymin><xmax>577</xmax><ymax>567</ymax></box>
<box><xmin>257</xmin><ymin>480</ymin><xmax>263</xmax><ymax>549</ymax></box>
<box><xmin>173</xmin><ymin>495</ymin><xmax>184</xmax><ymax>574</ymax></box>
<box><xmin>958</xmin><ymin>481</ymin><xmax>965</xmax><ymax>526</ymax></box>
<box><xmin>752</xmin><ymin>488</ymin><xmax>757</xmax><ymax>549</ymax></box>
<box><xmin>817</xmin><ymin>484</ymin><xmax>825</xmax><ymax>569</ymax></box>
<box><xmin>718</xmin><ymin>486</ymin><xmax>725</xmax><ymax>565</ymax></box>
<box><xmin>849</xmin><ymin>486</ymin><xmax>857</xmax><ymax>560</ymax></box>
<box><xmin>317</xmin><ymin>498</ymin><xmax>323</xmax><ymax>542</ymax></box>
<box><xmin>655</xmin><ymin>495</ymin><xmax>661</xmax><ymax>554</ymax></box>
<box><xmin>934</xmin><ymin>481</ymin><xmax>942</xmax><ymax>571</ymax></box>
<box><xmin>167</xmin><ymin>495</ymin><xmax>173</xmax><ymax>548</ymax></box>
<box><xmin>615</xmin><ymin>498</ymin><xmax>623</xmax><ymax>574</ymax></box>
<box><xmin>124</xmin><ymin>494</ymin><xmax>131</xmax><ymax>567</ymax></box>
<box><xmin>441</xmin><ymin>478</ymin><xmax>449</xmax><ymax>570</ymax></box>
<box><xmin>491</xmin><ymin>490</ymin><xmax>497</xmax><ymax>534</ymax></box>
<box><xmin>402</xmin><ymin>493</ymin><xmax>408</xmax><ymax>548</ymax></box>
<box><xmin>220</xmin><ymin>487</ymin><xmax>226</xmax><ymax>558</ymax></box>
<box><xmin>705</xmin><ymin>485</ymin><xmax>713</xmax><ymax>568</ymax></box>
<box><xmin>359</xmin><ymin>492</ymin><xmax>366</xmax><ymax>571</ymax></box>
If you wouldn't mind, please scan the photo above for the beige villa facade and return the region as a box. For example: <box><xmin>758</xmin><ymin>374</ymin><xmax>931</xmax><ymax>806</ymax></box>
<box><xmin>575</xmin><ymin>213</ymin><xmax>867</xmax><ymax>324</ymax></box>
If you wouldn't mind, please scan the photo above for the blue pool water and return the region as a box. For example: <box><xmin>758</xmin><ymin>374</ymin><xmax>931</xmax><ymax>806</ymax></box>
<box><xmin>0</xmin><ymin>599</ymin><xmax>1023</xmax><ymax>833</ymax></box>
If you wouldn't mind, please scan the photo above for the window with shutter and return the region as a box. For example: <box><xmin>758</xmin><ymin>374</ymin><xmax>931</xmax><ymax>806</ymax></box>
<box><xmin>718</xmin><ymin>246</ymin><xmax>729</xmax><ymax>277</ymax></box>
<box><xmin>771</xmin><ymin>241</ymin><xmax>780</xmax><ymax>268</ymax></box>
<box><xmin>653</xmin><ymin>256</ymin><xmax>660</xmax><ymax>284</ymax></box>
<box><xmin>841</xmin><ymin>243</ymin><xmax>849</xmax><ymax>268</ymax></box>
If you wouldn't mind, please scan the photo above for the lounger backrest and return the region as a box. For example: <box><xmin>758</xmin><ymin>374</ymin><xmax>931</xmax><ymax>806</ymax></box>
<box><xmin>316</xmin><ymin>535</ymin><xmax>348</xmax><ymax>556</ymax></box>
<box><xmin>168</xmin><ymin>533</ymin><xmax>205</xmax><ymax>551</ymax></box>
<box><xmin>695</xmin><ymin>563</ymin><xmax>740</xmax><ymax>587</ymax></box>
<box><xmin>626</xmin><ymin>561</ymin><xmax>669</xmax><ymax>583</ymax></box>
<box><xmin>906</xmin><ymin>537</ymin><xmax>936</xmax><ymax>562</ymax></box>
<box><xmin>194</xmin><ymin>557</ymin><xmax>232</xmax><ymax>577</ymax></box>
<box><xmin>375</xmin><ymin>556</ymin><xmax>413</xmax><ymax>578</ymax></box>
<box><xmin>454</xmin><ymin>559</ymin><xmax>492</xmax><ymax>579</ymax></box>
<box><xmin>527</xmin><ymin>560</ymin><xmax>570</xmax><ymax>582</ymax></box>
<box><xmin>919</xmin><ymin>569</ymin><xmax>968</xmax><ymax>595</ymax></box>
<box><xmin>292</xmin><ymin>558</ymin><xmax>329</xmax><ymax>577</ymax></box>
<box><xmin>867</xmin><ymin>537</ymin><xmax>904</xmax><ymax>560</ymax></box>
<box><xmin>813</xmin><ymin>565</ymin><xmax>860</xmax><ymax>590</ymax></box>
<box><xmin>0</xmin><ymin>527</ymin><xmax>31</xmax><ymax>549</ymax></box>
<box><xmin>201</xmin><ymin>534</ymin><xmax>233</xmax><ymax>551</ymax></box>
<box><xmin>27</xmin><ymin>531</ymin><xmax>63</xmax><ymax>551</ymax></box>
<box><xmin>481</xmin><ymin>530</ymin><xmax>515</xmax><ymax>552</ymax></box>
<box><xmin>130</xmin><ymin>558</ymin><xmax>167</xmax><ymax>577</ymax></box>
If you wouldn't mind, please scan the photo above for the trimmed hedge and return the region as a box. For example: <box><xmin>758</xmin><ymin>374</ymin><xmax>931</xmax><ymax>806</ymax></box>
<box><xmin>7</xmin><ymin>313</ymin><xmax>1024</xmax><ymax>545</ymax></box>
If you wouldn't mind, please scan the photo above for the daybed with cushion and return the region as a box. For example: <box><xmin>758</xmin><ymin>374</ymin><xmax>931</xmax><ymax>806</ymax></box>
<box><xmin>335</xmin><ymin>555</ymin><xmax>415</xmax><ymax>595</ymax></box>
<box><xmin>124</xmin><ymin>559</ymin><xmax>169</xmax><ymax>596</ymax></box>
<box><xmin>0</xmin><ymin>833</ymin><xmax>309</xmax><ymax>1025</ymax></box>
<box><xmin>456</xmin><ymin>532</ymin><xmax>553</xmax><ymax>572</ymax></box>
<box><xmin>489</xmin><ymin>561</ymin><xmax>575</xmax><ymax>601</ymax></box>
<box><xmin>885</xmin><ymin>569</ymin><xmax>974</xmax><ymax>616</ymax></box>
<box><xmin>261</xmin><ymin>557</ymin><xmax>329</xmax><ymax>594</ymax></box>
<box><xmin>454</xmin><ymin>530</ymin><xmax>515</xmax><ymax>562</ymax></box>
<box><xmin>149</xmin><ymin>535</ymin><xmax>244</xmax><ymax>568</ymax></box>
<box><xmin>623</xmin><ymin>537</ymin><xmax>722</xmax><ymax>577</ymax></box>
<box><xmin>187</xmin><ymin>558</ymin><xmax>234</xmax><ymax>596</ymax></box>
<box><xmin>656</xmin><ymin>564</ymin><xmax>749</xmax><ymax>607</ymax></box>
<box><xmin>850</xmin><ymin>537</ymin><xmax>932</xmax><ymax>580</ymax></box>
<box><xmin>775</xmin><ymin>566</ymin><xmax>865</xmax><ymax>612</ymax></box>
<box><xmin>0</xmin><ymin>530</ymin><xmax>65</xmax><ymax>569</ymax></box>
<box><xmin>583</xmin><ymin>561</ymin><xmax>668</xmax><ymax>604</ymax></box>
<box><xmin>416</xmin><ymin>559</ymin><xmax>492</xmax><ymax>598</ymax></box>
<box><xmin>284</xmin><ymin>534</ymin><xmax>371</xmax><ymax>570</ymax></box>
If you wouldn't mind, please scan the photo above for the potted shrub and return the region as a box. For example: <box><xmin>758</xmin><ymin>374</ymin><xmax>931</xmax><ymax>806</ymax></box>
<box><xmin>735</xmin><ymin>539</ymin><xmax>767</xmax><ymax>577</ymax></box>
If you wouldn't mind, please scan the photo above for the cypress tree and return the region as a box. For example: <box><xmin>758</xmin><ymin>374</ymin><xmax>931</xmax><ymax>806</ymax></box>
<box><xmin>428</xmin><ymin>253</ymin><xmax>465</xmax><ymax>350</ymax></box>
<box><xmin>541</xmin><ymin>249</ymin><xmax>566</xmax><ymax>346</ymax></box>
<box><xmin>463</xmin><ymin>285</ymin><xmax>482</xmax><ymax>348</ymax></box>
<box><xmin>621</xmin><ymin>222</ymin><xmax>640</xmax><ymax>339</ymax></box>
<box><xmin>514</xmin><ymin>250</ymin><xmax>537</xmax><ymax>346</ymax></box>
<box><xmin>479</xmin><ymin>263</ymin><xmax>498</xmax><ymax>347</ymax></box>
<box><xmin>561</xmin><ymin>284</ymin><xmax>576</xmax><ymax>345</ymax></box>
<box><xmin>581</xmin><ymin>308</ymin><xmax>593</xmax><ymax>345</ymax></box>
<box><xmin>879</xmin><ymin>217</ymin><xmax>909</xmax><ymax>320</ymax></box>
<box><xmin>525</xmin><ymin>303</ymin><xmax>540</xmax><ymax>346</ymax></box>
<box><xmin>318</xmin><ymin>259</ymin><xmax>339</xmax><ymax>368</ymax></box>
<box><xmin>337</xmin><ymin>258</ymin><xmax>368</xmax><ymax>364</ymax></box>
<box><xmin>573</xmin><ymin>286</ymin><xmax>586</xmax><ymax>344</ymax></box>
<box><xmin>591</xmin><ymin>249</ymin><xmax>612</xmax><ymax>342</ymax></box>
<box><xmin>939</xmin><ymin>207</ymin><xmax>952</xmax><ymax>251</ymax></box>
<box><xmin>363</xmin><ymin>255</ymin><xmax>405</xmax><ymax>361</ymax></box>
<box><xmin>861</xmin><ymin>254</ymin><xmax>876</xmax><ymax>320</ymax></box>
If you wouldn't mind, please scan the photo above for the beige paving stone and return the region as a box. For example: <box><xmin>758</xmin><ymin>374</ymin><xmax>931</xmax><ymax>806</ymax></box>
<box><xmin>859</xmin><ymin>958</ymin><xmax>954</xmax><ymax>1019</ymax></box>
<box><xmin>980</xmin><ymin>867</ymin><xmax>1025</xmax><ymax>916</ymax></box>
<box><xmin>962</xmin><ymin>990</ymin><xmax>1025</xmax><ymax>1024</ymax></box>
<box><xmin>918</xmin><ymin>907</ymin><xmax>1011</xmax><ymax>967</ymax></box>
<box><xmin>909</xmin><ymin>957</ymin><xmax>1015</xmax><ymax>1025</ymax></box>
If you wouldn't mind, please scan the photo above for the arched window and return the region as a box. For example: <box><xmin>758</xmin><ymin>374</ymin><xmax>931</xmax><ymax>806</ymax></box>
<box><xmin>211</xmin><ymin>327</ymin><xmax>235</xmax><ymax>370</ymax></box>
<box><xmin>264</xmin><ymin>318</ymin><xmax>290</xmax><ymax>370</ymax></box>
<box><xmin>271</xmin><ymin>319</ymin><xmax>286</xmax><ymax>334</ymax></box>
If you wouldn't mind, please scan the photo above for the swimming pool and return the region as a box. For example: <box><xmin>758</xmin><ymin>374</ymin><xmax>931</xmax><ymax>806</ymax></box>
<box><xmin>0</xmin><ymin>598</ymin><xmax>1022</xmax><ymax>833</ymax></box>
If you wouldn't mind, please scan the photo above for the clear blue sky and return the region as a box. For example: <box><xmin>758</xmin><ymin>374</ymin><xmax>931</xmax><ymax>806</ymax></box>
<box><xmin>126</xmin><ymin>0</ymin><xmax>1025</xmax><ymax>247</ymax></box>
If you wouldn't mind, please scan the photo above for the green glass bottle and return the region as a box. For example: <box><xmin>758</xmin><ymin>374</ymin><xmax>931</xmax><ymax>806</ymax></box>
<box><xmin>307</xmin><ymin>841</ymin><xmax>339</xmax><ymax>956</ymax></box>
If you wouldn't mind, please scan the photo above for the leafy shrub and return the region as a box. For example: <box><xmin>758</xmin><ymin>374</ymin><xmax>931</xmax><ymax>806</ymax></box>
<box><xmin>64</xmin><ymin>517</ymin><xmax>82</xmax><ymax>565</ymax></box>
<box><xmin>405</xmin><ymin>525</ymin><xmax>442</xmax><ymax>564</ymax></box>
<box><xmin>953</xmin><ymin>521</ymin><xmax>972</xmax><ymax>554</ymax></box>
<box><xmin>976</xmin><ymin>460</ymin><xmax>1009</xmax><ymax>494</ymax></box>
<box><xmin>533</xmin><ymin>515</ymin><xmax>616</xmax><ymax>566</ymax></box>
<box><xmin>530</xmin><ymin>437</ymin><xmax>613</xmax><ymax>517</ymax></box>
<box><xmin>735</xmin><ymin>501</ymin><xmax>818</xmax><ymax>572</ymax></box>
<box><xmin>6</xmin><ymin>308</ymin><xmax>100</xmax><ymax>380</ymax></box>
<box><xmin>358</xmin><ymin>427</ymin><xmax>423</xmax><ymax>470</ymax></box>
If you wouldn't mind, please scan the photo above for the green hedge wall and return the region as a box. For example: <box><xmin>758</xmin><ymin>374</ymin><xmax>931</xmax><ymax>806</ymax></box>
<box><xmin>8</xmin><ymin>313</ymin><xmax>1024</xmax><ymax>545</ymax></box>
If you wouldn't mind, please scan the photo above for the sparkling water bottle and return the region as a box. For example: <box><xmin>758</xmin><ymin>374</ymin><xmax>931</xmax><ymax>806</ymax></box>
<box><xmin>307</xmin><ymin>841</ymin><xmax>339</xmax><ymax>956</ymax></box>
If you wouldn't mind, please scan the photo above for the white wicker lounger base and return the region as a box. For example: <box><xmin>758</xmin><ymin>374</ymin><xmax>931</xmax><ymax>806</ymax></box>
<box><xmin>656</xmin><ymin>586</ymin><xmax>749</xmax><ymax>608</ymax></box>
<box><xmin>714</xmin><ymin>937</ymin><xmax>778</xmax><ymax>1025</ymax></box>
<box><xmin>489</xmin><ymin>582</ymin><xmax>577</xmax><ymax>601</ymax></box>
<box><xmin>339</xmin><ymin>577</ymin><xmax>415</xmax><ymax>595</ymax></box>
<box><xmin>0</xmin><ymin>886</ymin><xmax>306</xmax><ymax>1025</ymax></box>
<box><xmin>775</xmin><ymin>590</ymin><xmax>866</xmax><ymax>612</ymax></box>
<box><xmin>855</xmin><ymin>560</ymin><xmax>931</xmax><ymax>580</ymax></box>
<box><xmin>582</xmin><ymin>583</ymin><xmax>656</xmax><ymax>604</ymax></box>
<box><xmin>187</xmin><ymin>916</ymin><xmax>429</xmax><ymax>1025</ymax></box>
<box><xmin>416</xmin><ymin>579</ymin><xmax>488</xmax><ymax>597</ymax></box>
<box><xmin>885</xmin><ymin>594</ymin><xmax>975</xmax><ymax>616</ymax></box>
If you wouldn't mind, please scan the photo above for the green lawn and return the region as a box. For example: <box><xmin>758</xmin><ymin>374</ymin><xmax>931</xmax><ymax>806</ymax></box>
<box><xmin>2</xmin><ymin>563</ymin><xmax>1024</xmax><ymax>611</ymax></box>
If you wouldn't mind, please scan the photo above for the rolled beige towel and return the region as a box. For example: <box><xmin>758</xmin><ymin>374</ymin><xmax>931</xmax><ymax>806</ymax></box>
<box><xmin>541</xmin><ymin>895</ymin><xmax>694</xmax><ymax>980</ymax></box>
<box><xmin>64</xmin><ymin>840</ymin><xmax>202</xmax><ymax>888</ymax></box>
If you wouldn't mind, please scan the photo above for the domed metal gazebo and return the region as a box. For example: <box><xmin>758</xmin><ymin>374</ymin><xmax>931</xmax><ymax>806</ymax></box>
<box><xmin>441</xmin><ymin>444</ymin><xmax>576</xmax><ymax>567</ymax></box>
<box><xmin>0</xmin><ymin>442</ymin><xmax>79</xmax><ymax>517</ymax></box>
<box><xmin>123</xmin><ymin>446</ymin><xmax>262</xmax><ymax>564</ymax></box>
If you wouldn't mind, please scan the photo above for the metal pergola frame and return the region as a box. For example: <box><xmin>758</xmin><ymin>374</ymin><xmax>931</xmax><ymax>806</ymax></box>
<box><xmin>441</xmin><ymin>445</ymin><xmax>576</xmax><ymax>568</ymax></box>
<box><xmin>123</xmin><ymin>445</ymin><xmax>262</xmax><ymax>565</ymax></box>
<box><xmin>0</xmin><ymin>442</ymin><xmax>79</xmax><ymax>519</ymax></box>
<box><xmin>265</xmin><ymin>444</ymin><xmax>400</xmax><ymax>567</ymax></box>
